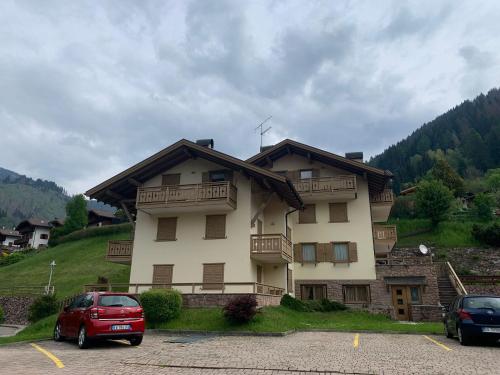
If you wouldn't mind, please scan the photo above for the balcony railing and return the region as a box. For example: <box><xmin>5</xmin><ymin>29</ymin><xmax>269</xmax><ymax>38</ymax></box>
<box><xmin>106</xmin><ymin>240</ymin><xmax>133</xmax><ymax>264</ymax></box>
<box><xmin>136</xmin><ymin>181</ymin><xmax>237</xmax><ymax>210</ymax></box>
<box><xmin>250</xmin><ymin>234</ymin><xmax>292</xmax><ymax>263</ymax></box>
<box><xmin>292</xmin><ymin>175</ymin><xmax>357</xmax><ymax>195</ymax></box>
<box><xmin>370</xmin><ymin>189</ymin><xmax>394</xmax><ymax>204</ymax></box>
<box><xmin>373</xmin><ymin>225</ymin><xmax>397</xmax><ymax>240</ymax></box>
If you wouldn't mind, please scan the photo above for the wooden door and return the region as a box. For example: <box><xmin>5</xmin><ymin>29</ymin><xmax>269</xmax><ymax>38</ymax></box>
<box><xmin>391</xmin><ymin>286</ymin><xmax>410</xmax><ymax>320</ymax></box>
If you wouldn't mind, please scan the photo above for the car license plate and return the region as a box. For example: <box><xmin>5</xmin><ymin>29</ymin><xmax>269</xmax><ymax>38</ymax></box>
<box><xmin>482</xmin><ymin>327</ymin><xmax>500</xmax><ymax>333</ymax></box>
<box><xmin>111</xmin><ymin>324</ymin><xmax>131</xmax><ymax>331</ymax></box>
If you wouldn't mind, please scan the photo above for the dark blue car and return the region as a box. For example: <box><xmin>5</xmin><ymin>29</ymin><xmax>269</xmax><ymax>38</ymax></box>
<box><xmin>443</xmin><ymin>295</ymin><xmax>500</xmax><ymax>345</ymax></box>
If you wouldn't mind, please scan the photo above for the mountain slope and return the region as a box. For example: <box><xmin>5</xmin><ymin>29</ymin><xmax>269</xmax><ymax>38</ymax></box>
<box><xmin>370</xmin><ymin>88</ymin><xmax>500</xmax><ymax>191</ymax></box>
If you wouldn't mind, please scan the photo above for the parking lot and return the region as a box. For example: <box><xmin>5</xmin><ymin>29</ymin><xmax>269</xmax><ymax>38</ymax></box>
<box><xmin>0</xmin><ymin>331</ymin><xmax>498</xmax><ymax>374</ymax></box>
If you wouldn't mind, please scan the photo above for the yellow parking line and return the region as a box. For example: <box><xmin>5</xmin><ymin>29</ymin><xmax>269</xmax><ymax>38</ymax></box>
<box><xmin>422</xmin><ymin>335</ymin><xmax>452</xmax><ymax>351</ymax></box>
<box><xmin>30</xmin><ymin>343</ymin><xmax>65</xmax><ymax>368</ymax></box>
<box><xmin>353</xmin><ymin>333</ymin><xmax>360</xmax><ymax>349</ymax></box>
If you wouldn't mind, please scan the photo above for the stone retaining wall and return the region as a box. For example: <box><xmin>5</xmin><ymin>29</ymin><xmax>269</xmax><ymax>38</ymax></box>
<box><xmin>0</xmin><ymin>296</ymin><xmax>36</xmax><ymax>324</ymax></box>
<box><xmin>464</xmin><ymin>284</ymin><xmax>500</xmax><ymax>295</ymax></box>
<box><xmin>182</xmin><ymin>293</ymin><xmax>281</xmax><ymax>308</ymax></box>
<box><xmin>410</xmin><ymin>305</ymin><xmax>443</xmax><ymax>322</ymax></box>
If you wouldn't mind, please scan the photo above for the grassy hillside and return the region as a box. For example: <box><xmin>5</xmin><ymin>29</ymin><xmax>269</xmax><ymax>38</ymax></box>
<box><xmin>0</xmin><ymin>233</ymin><xmax>131</xmax><ymax>298</ymax></box>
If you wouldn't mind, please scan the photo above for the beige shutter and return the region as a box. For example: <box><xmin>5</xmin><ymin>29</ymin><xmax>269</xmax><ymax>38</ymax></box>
<box><xmin>299</xmin><ymin>204</ymin><xmax>316</xmax><ymax>223</ymax></box>
<box><xmin>152</xmin><ymin>265</ymin><xmax>173</xmax><ymax>288</ymax></box>
<box><xmin>161</xmin><ymin>173</ymin><xmax>180</xmax><ymax>186</ymax></box>
<box><xmin>329</xmin><ymin>203</ymin><xmax>348</xmax><ymax>222</ymax></box>
<box><xmin>203</xmin><ymin>263</ymin><xmax>224</xmax><ymax>290</ymax></box>
<box><xmin>205</xmin><ymin>215</ymin><xmax>226</xmax><ymax>239</ymax></box>
<box><xmin>348</xmin><ymin>242</ymin><xmax>358</xmax><ymax>262</ymax></box>
<box><xmin>157</xmin><ymin>217</ymin><xmax>177</xmax><ymax>241</ymax></box>
<box><xmin>293</xmin><ymin>243</ymin><xmax>302</xmax><ymax>262</ymax></box>
<box><xmin>287</xmin><ymin>269</ymin><xmax>293</xmax><ymax>292</ymax></box>
<box><xmin>202</xmin><ymin>172</ymin><xmax>209</xmax><ymax>183</ymax></box>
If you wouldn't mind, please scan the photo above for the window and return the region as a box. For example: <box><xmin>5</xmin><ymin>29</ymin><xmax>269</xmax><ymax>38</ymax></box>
<box><xmin>329</xmin><ymin>203</ymin><xmax>348</xmax><ymax>222</ymax></box>
<box><xmin>205</xmin><ymin>215</ymin><xmax>226</xmax><ymax>239</ymax></box>
<box><xmin>157</xmin><ymin>217</ymin><xmax>177</xmax><ymax>241</ymax></box>
<box><xmin>301</xmin><ymin>284</ymin><xmax>326</xmax><ymax>300</ymax></box>
<box><xmin>298</xmin><ymin>204</ymin><xmax>316</xmax><ymax>223</ymax></box>
<box><xmin>152</xmin><ymin>264</ymin><xmax>173</xmax><ymax>288</ymax></box>
<box><xmin>343</xmin><ymin>285</ymin><xmax>370</xmax><ymax>304</ymax></box>
<box><xmin>98</xmin><ymin>295</ymin><xmax>139</xmax><ymax>307</ymax></box>
<box><xmin>162</xmin><ymin>173</ymin><xmax>181</xmax><ymax>186</ymax></box>
<box><xmin>300</xmin><ymin>169</ymin><xmax>313</xmax><ymax>179</ymax></box>
<box><xmin>333</xmin><ymin>243</ymin><xmax>349</xmax><ymax>262</ymax></box>
<box><xmin>40</xmin><ymin>233</ymin><xmax>48</xmax><ymax>240</ymax></box>
<box><xmin>203</xmin><ymin>263</ymin><xmax>224</xmax><ymax>290</ymax></box>
<box><xmin>302</xmin><ymin>243</ymin><xmax>316</xmax><ymax>263</ymax></box>
<box><xmin>69</xmin><ymin>295</ymin><xmax>85</xmax><ymax>310</ymax></box>
<box><xmin>410</xmin><ymin>286</ymin><xmax>422</xmax><ymax>304</ymax></box>
<box><xmin>79</xmin><ymin>294</ymin><xmax>94</xmax><ymax>308</ymax></box>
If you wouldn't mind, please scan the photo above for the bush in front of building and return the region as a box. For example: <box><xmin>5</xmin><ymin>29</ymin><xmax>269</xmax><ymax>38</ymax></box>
<box><xmin>28</xmin><ymin>294</ymin><xmax>58</xmax><ymax>323</ymax></box>
<box><xmin>0</xmin><ymin>252</ymin><xmax>26</xmax><ymax>267</ymax></box>
<box><xmin>280</xmin><ymin>294</ymin><xmax>347</xmax><ymax>312</ymax></box>
<box><xmin>280</xmin><ymin>294</ymin><xmax>310</xmax><ymax>311</ymax></box>
<box><xmin>315</xmin><ymin>298</ymin><xmax>348</xmax><ymax>312</ymax></box>
<box><xmin>223</xmin><ymin>295</ymin><xmax>258</xmax><ymax>324</ymax></box>
<box><xmin>140</xmin><ymin>289</ymin><xmax>182</xmax><ymax>327</ymax></box>
<box><xmin>471</xmin><ymin>222</ymin><xmax>500</xmax><ymax>247</ymax></box>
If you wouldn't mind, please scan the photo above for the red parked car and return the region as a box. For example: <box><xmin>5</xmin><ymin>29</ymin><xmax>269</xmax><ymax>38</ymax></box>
<box><xmin>54</xmin><ymin>292</ymin><xmax>145</xmax><ymax>349</ymax></box>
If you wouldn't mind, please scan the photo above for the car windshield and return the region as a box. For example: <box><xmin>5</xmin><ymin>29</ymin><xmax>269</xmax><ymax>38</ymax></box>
<box><xmin>463</xmin><ymin>297</ymin><xmax>500</xmax><ymax>309</ymax></box>
<box><xmin>98</xmin><ymin>295</ymin><xmax>139</xmax><ymax>307</ymax></box>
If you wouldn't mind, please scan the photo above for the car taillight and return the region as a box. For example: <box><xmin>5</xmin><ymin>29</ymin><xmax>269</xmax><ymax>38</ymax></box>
<box><xmin>90</xmin><ymin>307</ymin><xmax>99</xmax><ymax>319</ymax></box>
<box><xmin>458</xmin><ymin>309</ymin><xmax>473</xmax><ymax>321</ymax></box>
<box><xmin>138</xmin><ymin>308</ymin><xmax>144</xmax><ymax>318</ymax></box>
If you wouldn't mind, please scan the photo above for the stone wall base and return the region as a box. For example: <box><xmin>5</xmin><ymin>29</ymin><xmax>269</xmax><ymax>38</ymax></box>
<box><xmin>0</xmin><ymin>296</ymin><xmax>37</xmax><ymax>324</ymax></box>
<box><xmin>465</xmin><ymin>284</ymin><xmax>500</xmax><ymax>295</ymax></box>
<box><xmin>181</xmin><ymin>293</ymin><xmax>281</xmax><ymax>308</ymax></box>
<box><xmin>409</xmin><ymin>305</ymin><xmax>444</xmax><ymax>322</ymax></box>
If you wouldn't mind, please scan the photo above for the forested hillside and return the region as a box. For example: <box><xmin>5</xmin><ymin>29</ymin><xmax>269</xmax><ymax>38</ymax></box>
<box><xmin>370</xmin><ymin>88</ymin><xmax>500</xmax><ymax>191</ymax></box>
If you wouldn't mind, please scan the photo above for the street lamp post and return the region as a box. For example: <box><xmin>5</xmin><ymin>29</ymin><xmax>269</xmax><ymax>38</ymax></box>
<box><xmin>46</xmin><ymin>260</ymin><xmax>56</xmax><ymax>294</ymax></box>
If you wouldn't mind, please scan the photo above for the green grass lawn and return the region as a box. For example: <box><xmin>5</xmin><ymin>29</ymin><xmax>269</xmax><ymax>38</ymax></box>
<box><xmin>0</xmin><ymin>233</ymin><xmax>131</xmax><ymax>298</ymax></box>
<box><xmin>0</xmin><ymin>315</ymin><xmax>57</xmax><ymax>345</ymax></box>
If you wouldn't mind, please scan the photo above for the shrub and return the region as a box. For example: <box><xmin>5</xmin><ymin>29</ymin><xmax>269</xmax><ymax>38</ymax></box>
<box><xmin>415</xmin><ymin>179</ymin><xmax>453</xmax><ymax>225</ymax></box>
<box><xmin>223</xmin><ymin>295</ymin><xmax>258</xmax><ymax>324</ymax></box>
<box><xmin>280</xmin><ymin>294</ymin><xmax>347</xmax><ymax>312</ymax></box>
<box><xmin>140</xmin><ymin>289</ymin><xmax>182</xmax><ymax>327</ymax></box>
<box><xmin>472</xmin><ymin>222</ymin><xmax>500</xmax><ymax>247</ymax></box>
<box><xmin>0</xmin><ymin>252</ymin><xmax>26</xmax><ymax>267</ymax></box>
<box><xmin>280</xmin><ymin>294</ymin><xmax>310</xmax><ymax>311</ymax></box>
<box><xmin>318</xmin><ymin>298</ymin><xmax>347</xmax><ymax>311</ymax></box>
<box><xmin>0</xmin><ymin>305</ymin><xmax>4</xmax><ymax>324</ymax></box>
<box><xmin>28</xmin><ymin>294</ymin><xmax>58</xmax><ymax>323</ymax></box>
<box><xmin>471</xmin><ymin>193</ymin><xmax>495</xmax><ymax>222</ymax></box>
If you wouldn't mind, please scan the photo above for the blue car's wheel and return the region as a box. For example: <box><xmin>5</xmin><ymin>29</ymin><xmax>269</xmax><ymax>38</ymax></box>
<box><xmin>458</xmin><ymin>326</ymin><xmax>471</xmax><ymax>346</ymax></box>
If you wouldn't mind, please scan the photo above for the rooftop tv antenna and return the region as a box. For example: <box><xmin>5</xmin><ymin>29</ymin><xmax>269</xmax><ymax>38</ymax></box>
<box><xmin>255</xmin><ymin>115</ymin><xmax>272</xmax><ymax>148</ymax></box>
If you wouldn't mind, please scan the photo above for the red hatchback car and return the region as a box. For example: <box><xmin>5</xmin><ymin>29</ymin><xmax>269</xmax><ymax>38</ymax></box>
<box><xmin>54</xmin><ymin>292</ymin><xmax>145</xmax><ymax>349</ymax></box>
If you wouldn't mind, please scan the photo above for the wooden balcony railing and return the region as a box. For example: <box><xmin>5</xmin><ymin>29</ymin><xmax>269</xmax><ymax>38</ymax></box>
<box><xmin>373</xmin><ymin>225</ymin><xmax>397</xmax><ymax>240</ymax></box>
<box><xmin>370</xmin><ymin>189</ymin><xmax>394</xmax><ymax>204</ymax></box>
<box><xmin>250</xmin><ymin>234</ymin><xmax>293</xmax><ymax>262</ymax></box>
<box><xmin>106</xmin><ymin>240</ymin><xmax>133</xmax><ymax>263</ymax></box>
<box><xmin>292</xmin><ymin>175</ymin><xmax>357</xmax><ymax>195</ymax></box>
<box><xmin>136</xmin><ymin>181</ymin><xmax>237</xmax><ymax>210</ymax></box>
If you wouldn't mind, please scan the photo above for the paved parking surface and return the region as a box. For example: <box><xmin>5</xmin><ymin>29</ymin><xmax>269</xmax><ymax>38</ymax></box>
<box><xmin>0</xmin><ymin>332</ymin><xmax>498</xmax><ymax>374</ymax></box>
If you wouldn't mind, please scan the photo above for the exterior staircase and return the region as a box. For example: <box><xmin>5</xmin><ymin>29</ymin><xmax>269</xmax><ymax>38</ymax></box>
<box><xmin>437</xmin><ymin>276</ymin><xmax>458</xmax><ymax>308</ymax></box>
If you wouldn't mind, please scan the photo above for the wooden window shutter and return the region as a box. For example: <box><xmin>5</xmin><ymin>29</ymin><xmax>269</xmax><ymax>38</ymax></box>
<box><xmin>312</xmin><ymin>169</ymin><xmax>320</xmax><ymax>178</ymax></box>
<box><xmin>329</xmin><ymin>203</ymin><xmax>348</xmax><ymax>222</ymax></box>
<box><xmin>157</xmin><ymin>217</ymin><xmax>177</xmax><ymax>241</ymax></box>
<box><xmin>202</xmin><ymin>172</ymin><xmax>209</xmax><ymax>183</ymax></box>
<box><xmin>205</xmin><ymin>215</ymin><xmax>226</xmax><ymax>239</ymax></box>
<box><xmin>299</xmin><ymin>204</ymin><xmax>316</xmax><ymax>223</ymax></box>
<box><xmin>348</xmin><ymin>242</ymin><xmax>358</xmax><ymax>262</ymax></box>
<box><xmin>325</xmin><ymin>243</ymin><xmax>334</xmax><ymax>262</ymax></box>
<box><xmin>162</xmin><ymin>173</ymin><xmax>180</xmax><ymax>186</ymax></box>
<box><xmin>287</xmin><ymin>269</ymin><xmax>293</xmax><ymax>292</ymax></box>
<box><xmin>293</xmin><ymin>243</ymin><xmax>302</xmax><ymax>262</ymax></box>
<box><xmin>152</xmin><ymin>265</ymin><xmax>173</xmax><ymax>288</ymax></box>
<box><xmin>203</xmin><ymin>263</ymin><xmax>224</xmax><ymax>290</ymax></box>
<box><xmin>316</xmin><ymin>243</ymin><xmax>327</xmax><ymax>262</ymax></box>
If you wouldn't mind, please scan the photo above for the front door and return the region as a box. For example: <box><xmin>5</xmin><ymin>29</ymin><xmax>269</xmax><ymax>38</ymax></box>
<box><xmin>391</xmin><ymin>286</ymin><xmax>410</xmax><ymax>320</ymax></box>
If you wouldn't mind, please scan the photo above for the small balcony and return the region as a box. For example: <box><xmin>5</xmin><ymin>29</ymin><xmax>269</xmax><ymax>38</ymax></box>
<box><xmin>370</xmin><ymin>189</ymin><xmax>394</xmax><ymax>222</ymax></box>
<box><xmin>106</xmin><ymin>240</ymin><xmax>133</xmax><ymax>264</ymax></box>
<box><xmin>136</xmin><ymin>181</ymin><xmax>237</xmax><ymax>214</ymax></box>
<box><xmin>250</xmin><ymin>234</ymin><xmax>292</xmax><ymax>263</ymax></box>
<box><xmin>373</xmin><ymin>225</ymin><xmax>397</xmax><ymax>256</ymax></box>
<box><xmin>292</xmin><ymin>175</ymin><xmax>357</xmax><ymax>202</ymax></box>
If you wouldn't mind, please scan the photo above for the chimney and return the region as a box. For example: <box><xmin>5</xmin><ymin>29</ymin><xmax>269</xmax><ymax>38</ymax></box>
<box><xmin>260</xmin><ymin>145</ymin><xmax>274</xmax><ymax>153</ymax></box>
<box><xmin>195</xmin><ymin>139</ymin><xmax>214</xmax><ymax>149</ymax></box>
<box><xmin>345</xmin><ymin>152</ymin><xmax>363</xmax><ymax>163</ymax></box>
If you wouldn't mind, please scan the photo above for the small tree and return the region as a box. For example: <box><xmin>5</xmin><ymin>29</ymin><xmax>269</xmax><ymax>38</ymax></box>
<box><xmin>485</xmin><ymin>168</ymin><xmax>500</xmax><ymax>192</ymax></box>
<box><xmin>428</xmin><ymin>159</ymin><xmax>464</xmax><ymax>197</ymax></box>
<box><xmin>63</xmin><ymin>194</ymin><xmax>88</xmax><ymax>234</ymax></box>
<box><xmin>415</xmin><ymin>179</ymin><xmax>453</xmax><ymax>225</ymax></box>
<box><xmin>471</xmin><ymin>193</ymin><xmax>495</xmax><ymax>222</ymax></box>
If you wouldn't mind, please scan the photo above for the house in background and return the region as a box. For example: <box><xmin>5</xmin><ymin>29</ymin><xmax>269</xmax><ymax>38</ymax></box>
<box><xmin>0</xmin><ymin>228</ymin><xmax>22</xmax><ymax>249</ymax></box>
<box><xmin>49</xmin><ymin>218</ymin><xmax>65</xmax><ymax>228</ymax></box>
<box><xmin>87</xmin><ymin>209</ymin><xmax>119</xmax><ymax>227</ymax></box>
<box><xmin>15</xmin><ymin>218</ymin><xmax>51</xmax><ymax>249</ymax></box>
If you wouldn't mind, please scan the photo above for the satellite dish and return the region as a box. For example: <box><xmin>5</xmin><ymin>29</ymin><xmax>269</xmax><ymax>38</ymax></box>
<box><xmin>419</xmin><ymin>244</ymin><xmax>429</xmax><ymax>255</ymax></box>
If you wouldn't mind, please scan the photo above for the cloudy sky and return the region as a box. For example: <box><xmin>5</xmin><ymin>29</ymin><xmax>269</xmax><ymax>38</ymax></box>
<box><xmin>1</xmin><ymin>0</ymin><xmax>500</xmax><ymax>194</ymax></box>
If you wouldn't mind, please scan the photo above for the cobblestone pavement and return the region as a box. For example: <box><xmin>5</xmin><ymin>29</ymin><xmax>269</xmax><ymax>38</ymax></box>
<box><xmin>0</xmin><ymin>332</ymin><xmax>498</xmax><ymax>375</ymax></box>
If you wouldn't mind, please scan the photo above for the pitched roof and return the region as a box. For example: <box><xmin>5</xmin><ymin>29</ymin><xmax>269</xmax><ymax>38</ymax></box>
<box><xmin>85</xmin><ymin>139</ymin><xmax>303</xmax><ymax>209</ymax></box>
<box><xmin>88</xmin><ymin>209</ymin><xmax>116</xmax><ymax>219</ymax></box>
<box><xmin>247</xmin><ymin>139</ymin><xmax>393</xmax><ymax>192</ymax></box>
<box><xmin>15</xmin><ymin>218</ymin><xmax>51</xmax><ymax>230</ymax></box>
<box><xmin>0</xmin><ymin>229</ymin><xmax>21</xmax><ymax>237</ymax></box>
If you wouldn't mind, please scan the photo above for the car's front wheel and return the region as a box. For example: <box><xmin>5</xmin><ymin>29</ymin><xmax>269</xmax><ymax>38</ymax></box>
<box><xmin>458</xmin><ymin>326</ymin><xmax>471</xmax><ymax>346</ymax></box>
<box><xmin>78</xmin><ymin>326</ymin><xmax>91</xmax><ymax>349</ymax></box>
<box><xmin>129</xmin><ymin>336</ymin><xmax>143</xmax><ymax>346</ymax></box>
<box><xmin>444</xmin><ymin>322</ymin><xmax>453</xmax><ymax>338</ymax></box>
<box><xmin>53</xmin><ymin>322</ymin><xmax>64</xmax><ymax>342</ymax></box>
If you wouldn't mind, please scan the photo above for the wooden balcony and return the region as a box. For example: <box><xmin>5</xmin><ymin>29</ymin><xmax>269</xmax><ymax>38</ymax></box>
<box><xmin>106</xmin><ymin>240</ymin><xmax>133</xmax><ymax>264</ymax></box>
<box><xmin>370</xmin><ymin>189</ymin><xmax>394</xmax><ymax>222</ymax></box>
<box><xmin>373</xmin><ymin>225</ymin><xmax>397</xmax><ymax>256</ymax></box>
<box><xmin>136</xmin><ymin>181</ymin><xmax>237</xmax><ymax>214</ymax></box>
<box><xmin>250</xmin><ymin>234</ymin><xmax>292</xmax><ymax>263</ymax></box>
<box><xmin>292</xmin><ymin>175</ymin><xmax>357</xmax><ymax>202</ymax></box>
